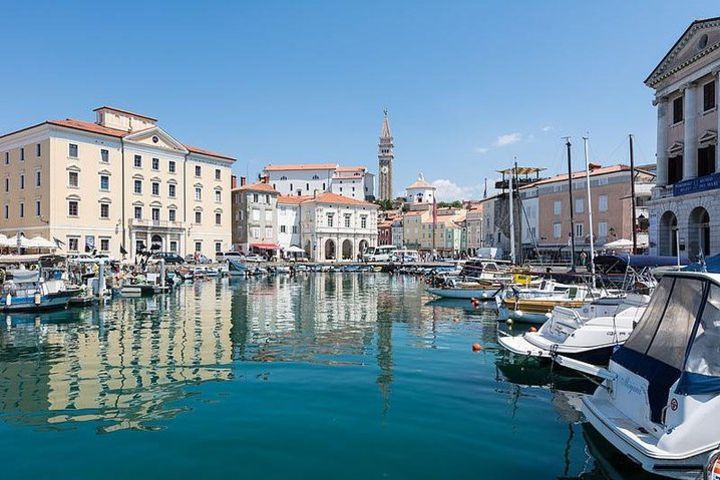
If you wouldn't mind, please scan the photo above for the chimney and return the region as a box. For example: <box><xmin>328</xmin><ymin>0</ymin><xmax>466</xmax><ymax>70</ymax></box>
<box><xmin>261</xmin><ymin>175</ymin><xmax>270</xmax><ymax>184</ymax></box>
<box><xmin>240</xmin><ymin>176</ymin><xmax>247</xmax><ymax>186</ymax></box>
<box><xmin>231</xmin><ymin>175</ymin><xmax>237</xmax><ymax>189</ymax></box>
<box><xmin>589</xmin><ymin>162</ymin><xmax>602</xmax><ymax>171</ymax></box>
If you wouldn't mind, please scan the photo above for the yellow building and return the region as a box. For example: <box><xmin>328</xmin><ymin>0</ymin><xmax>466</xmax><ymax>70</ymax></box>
<box><xmin>0</xmin><ymin>107</ymin><xmax>235</xmax><ymax>259</ymax></box>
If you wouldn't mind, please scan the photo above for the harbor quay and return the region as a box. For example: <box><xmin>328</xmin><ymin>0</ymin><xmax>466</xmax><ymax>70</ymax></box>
<box><xmin>3</xmin><ymin>6</ymin><xmax>720</xmax><ymax>480</ymax></box>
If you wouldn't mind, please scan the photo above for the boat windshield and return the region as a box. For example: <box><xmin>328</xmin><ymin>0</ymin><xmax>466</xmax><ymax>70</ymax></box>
<box><xmin>623</xmin><ymin>276</ymin><xmax>704</xmax><ymax>370</ymax></box>
<box><xmin>683</xmin><ymin>284</ymin><xmax>720</xmax><ymax>378</ymax></box>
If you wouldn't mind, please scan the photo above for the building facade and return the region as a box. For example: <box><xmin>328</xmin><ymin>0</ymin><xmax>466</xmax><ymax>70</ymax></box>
<box><xmin>0</xmin><ymin>107</ymin><xmax>235</xmax><ymax>259</ymax></box>
<box><xmin>646</xmin><ymin>17</ymin><xmax>720</xmax><ymax>260</ymax></box>
<box><xmin>231</xmin><ymin>179</ymin><xmax>279</xmax><ymax>254</ymax></box>
<box><xmin>378</xmin><ymin>111</ymin><xmax>394</xmax><ymax>201</ymax></box>
<box><xmin>405</xmin><ymin>173</ymin><xmax>436</xmax><ymax>208</ymax></box>
<box><xmin>262</xmin><ymin>163</ymin><xmax>375</xmax><ymax>201</ymax></box>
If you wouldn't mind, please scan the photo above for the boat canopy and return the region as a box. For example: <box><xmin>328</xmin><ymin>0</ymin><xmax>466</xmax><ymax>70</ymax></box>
<box><xmin>594</xmin><ymin>254</ymin><xmax>686</xmax><ymax>273</ymax></box>
<box><xmin>684</xmin><ymin>253</ymin><xmax>720</xmax><ymax>274</ymax></box>
<box><xmin>614</xmin><ymin>273</ymin><xmax>720</xmax><ymax>419</ymax></box>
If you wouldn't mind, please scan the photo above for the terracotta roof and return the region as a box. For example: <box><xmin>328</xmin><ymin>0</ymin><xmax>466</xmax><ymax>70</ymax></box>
<box><xmin>335</xmin><ymin>166</ymin><xmax>365</xmax><ymax>172</ymax></box>
<box><xmin>277</xmin><ymin>195</ymin><xmax>311</xmax><ymax>205</ymax></box>
<box><xmin>93</xmin><ymin>106</ymin><xmax>157</xmax><ymax>122</ymax></box>
<box><xmin>39</xmin><ymin>118</ymin><xmax>235</xmax><ymax>161</ymax></box>
<box><xmin>264</xmin><ymin>163</ymin><xmax>337</xmax><ymax>172</ymax></box>
<box><xmin>528</xmin><ymin>165</ymin><xmax>631</xmax><ymax>187</ymax></box>
<box><xmin>303</xmin><ymin>192</ymin><xmax>377</xmax><ymax>207</ymax></box>
<box><xmin>233</xmin><ymin>181</ymin><xmax>278</xmax><ymax>193</ymax></box>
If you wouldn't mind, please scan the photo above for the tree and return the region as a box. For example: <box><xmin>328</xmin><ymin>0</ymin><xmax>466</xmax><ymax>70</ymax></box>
<box><xmin>374</xmin><ymin>199</ymin><xmax>395</xmax><ymax>211</ymax></box>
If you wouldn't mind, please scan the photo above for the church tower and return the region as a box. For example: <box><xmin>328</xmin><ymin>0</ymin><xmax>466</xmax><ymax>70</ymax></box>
<box><xmin>378</xmin><ymin>110</ymin><xmax>394</xmax><ymax>201</ymax></box>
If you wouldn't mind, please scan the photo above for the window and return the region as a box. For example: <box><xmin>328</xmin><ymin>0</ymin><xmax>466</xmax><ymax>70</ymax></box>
<box><xmin>553</xmin><ymin>222</ymin><xmax>561</xmax><ymax>238</ymax></box>
<box><xmin>699</xmin><ymin>145</ymin><xmax>716</xmax><ymax>177</ymax></box>
<box><xmin>553</xmin><ymin>201</ymin><xmax>561</xmax><ymax>215</ymax></box>
<box><xmin>672</xmin><ymin>96</ymin><xmax>683</xmax><ymax>123</ymax></box>
<box><xmin>215</xmin><ymin>169</ymin><xmax>221</xmax><ymax>180</ymax></box>
<box><xmin>195</xmin><ymin>241</ymin><xmax>202</xmax><ymax>253</ymax></box>
<box><xmin>215</xmin><ymin>242</ymin><xmax>222</xmax><ymax>253</ymax></box>
<box><xmin>265</xmin><ymin>194</ymin><xmax>270</xmax><ymax>204</ymax></box>
<box><xmin>134</xmin><ymin>206</ymin><xmax>142</xmax><ymax>219</ymax></box>
<box><xmin>36</xmin><ymin>143</ymin><xmax>41</xmax><ymax>156</ymax></box>
<box><xmin>134</xmin><ymin>155</ymin><xmax>142</xmax><ymax>167</ymax></box>
<box><xmin>280</xmin><ymin>225</ymin><xmax>287</xmax><ymax>233</ymax></box>
<box><xmin>68</xmin><ymin>200</ymin><xmax>79</xmax><ymax>217</ymax></box>
<box><xmin>168</xmin><ymin>209</ymin><xmax>176</xmax><ymax>222</ymax></box>
<box><xmin>19</xmin><ymin>174</ymin><xmax>24</xmax><ymax>190</ymax></box>
<box><xmin>195</xmin><ymin>187</ymin><xmax>202</xmax><ymax>201</ymax></box>
<box><xmin>215</xmin><ymin>190</ymin><xmax>221</xmax><ymax>203</ymax></box>
<box><xmin>292</xmin><ymin>225</ymin><xmax>298</xmax><ymax>234</ymax></box>
<box><xmin>169</xmin><ymin>160</ymin><xmax>176</xmax><ymax>173</ymax></box>
<box><xmin>101</xmin><ymin>149</ymin><xmax>109</xmax><ymax>163</ymax></box>
<box><xmin>19</xmin><ymin>202</ymin><xmax>24</xmax><ymax>218</ymax></box>
<box><xmin>100</xmin><ymin>238</ymin><xmax>110</xmax><ymax>252</ymax></box>
<box><xmin>704</xmin><ymin>80</ymin><xmax>716</xmax><ymax>111</ymax></box>
<box><xmin>195</xmin><ymin>211</ymin><xmax>202</xmax><ymax>223</ymax></box>
<box><xmin>35</xmin><ymin>170</ymin><xmax>41</xmax><ymax>187</ymax></box>
<box><xmin>152</xmin><ymin>208</ymin><xmax>160</xmax><ymax>221</ymax></box>
<box><xmin>361</xmin><ymin>216</ymin><xmax>367</xmax><ymax>229</ymax></box>
<box><xmin>306</xmin><ymin>183</ymin><xmax>310</xmax><ymax>191</ymax></box>
<box><xmin>264</xmin><ymin>209</ymin><xmax>272</xmax><ymax>222</ymax></box>
<box><xmin>574</xmin><ymin>198</ymin><xmax>584</xmax><ymax>214</ymax></box>
<box><xmin>68</xmin><ymin>171</ymin><xmax>79</xmax><ymax>187</ymax></box>
<box><xmin>152</xmin><ymin>158</ymin><xmax>160</xmax><ymax>170</ymax></box>
<box><xmin>35</xmin><ymin>201</ymin><xmax>41</xmax><ymax>217</ymax></box>
<box><xmin>668</xmin><ymin>155</ymin><xmax>684</xmax><ymax>184</ymax></box>
<box><xmin>598</xmin><ymin>221</ymin><xmax>608</xmax><ymax>237</ymax></box>
<box><xmin>3</xmin><ymin>205</ymin><xmax>7</xmax><ymax>219</ymax></box>
<box><xmin>4</xmin><ymin>178</ymin><xmax>7</xmax><ymax>192</ymax></box>
<box><xmin>252</xmin><ymin>193</ymin><xmax>259</xmax><ymax>203</ymax></box>
<box><xmin>152</xmin><ymin>182</ymin><xmax>160</xmax><ymax>196</ymax></box>
<box><xmin>598</xmin><ymin>195</ymin><xmax>608</xmax><ymax>212</ymax></box>
<box><xmin>252</xmin><ymin>209</ymin><xmax>260</xmax><ymax>221</ymax></box>
<box><xmin>100</xmin><ymin>175</ymin><xmax>109</xmax><ymax>191</ymax></box>
<box><xmin>100</xmin><ymin>203</ymin><xmax>109</xmax><ymax>219</ymax></box>
<box><xmin>290</xmin><ymin>183</ymin><xmax>293</xmax><ymax>191</ymax></box>
<box><xmin>327</xmin><ymin>213</ymin><xmax>334</xmax><ymax>227</ymax></box>
<box><xmin>20</xmin><ymin>147</ymin><xmax>24</xmax><ymax>161</ymax></box>
<box><xmin>68</xmin><ymin>237</ymin><xmax>79</xmax><ymax>252</ymax></box>
<box><xmin>575</xmin><ymin>223</ymin><xmax>584</xmax><ymax>237</ymax></box>
<box><xmin>134</xmin><ymin>180</ymin><xmax>142</xmax><ymax>194</ymax></box>
<box><xmin>265</xmin><ymin>226</ymin><xmax>272</xmax><ymax>238</ymax></box>
<box><xmin>195</xmin><ymin>165</ymin><xmax>201</xmax><ymax>177</ymax></box>
<box><xmin>169</xmin><ymin>184</ymin><xmax>176</xmax><ymax>197</ymax></box>
<box><xmin>4</xmin><ymin>152</ymin><xmax>8</xmax><ymax>164</ymax></box>
<box><xmin>280</xmin><ymin>176</ymin><xmax>288</xmax><ymax>181</ymax></box>
<box><xmin>344</xmin><ymin>214</ymin><xmax>351</xmax><ymax>228</ymax></box>
<box><xmin>216</xmin><ymin>213</ymin><xmax>222</xmax><ymax>225</ymax></box>
<box><xmin>69</xmin><ymin>144</ymin><xmax>78</xmax><ymax>158</ymax></box>
<box><xmin>169</xmin><ymin>241</ymin><xmax>178</xmax><ymax>252</ymax></box>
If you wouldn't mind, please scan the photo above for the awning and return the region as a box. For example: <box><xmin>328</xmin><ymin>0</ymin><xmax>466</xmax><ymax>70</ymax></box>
<box><xmin>251</xmin><ymin>243</ymin><xmax>280</xmax><ymax>250</ymax></box>
<box><xmin>286</xmin><ymin>245</ymin><xmax>305</xmax><ymax>253</ymax></box>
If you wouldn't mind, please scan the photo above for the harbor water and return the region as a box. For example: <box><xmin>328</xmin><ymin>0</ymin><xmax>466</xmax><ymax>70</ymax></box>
<box><xmin>0</xmin><ymin>274</ymin><xmax>655</xmax><ymax>479</ymax></box>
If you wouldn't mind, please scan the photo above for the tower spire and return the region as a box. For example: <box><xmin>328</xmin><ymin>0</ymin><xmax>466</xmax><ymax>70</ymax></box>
<box><xmin>378</xmin><ymin>109</ymin><xmax>394</xmax><ymax>201</ymax></box>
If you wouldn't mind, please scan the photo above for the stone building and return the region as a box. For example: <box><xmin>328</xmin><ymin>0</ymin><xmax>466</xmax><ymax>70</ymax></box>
<box><xmin>261</xmin><ymin>163</ymin><xmax>375</xmax><ymax>201</ymax></box>
<box><xmin>646</xmin><ymin>17</ymin><xmax>720</xmax><ymax>259</ymax></box>
<box><xmin>0</xmin><ymin>106</ymin><xmax>235</xmax><ymax>259</ymax></box>
<box><xmin>231</xmin><ymin>178</ymin><xmax>279</xmax><ymax>255</ymax></box>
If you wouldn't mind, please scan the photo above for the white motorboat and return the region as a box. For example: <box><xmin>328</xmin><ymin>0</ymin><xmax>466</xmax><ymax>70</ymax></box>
<box><xmin>558</xmin><ymin>271</ymin><xmax>720</xmax><ymax>479</ymax></box>
<box><xmin>497</xmin><ymin>293</ymin><xmax>650</xmax><ymax>364</ymax></box>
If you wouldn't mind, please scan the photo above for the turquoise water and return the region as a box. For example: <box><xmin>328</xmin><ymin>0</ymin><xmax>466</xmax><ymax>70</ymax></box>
<box><xmin>0</xmin><ymin>274</ymin><xmax>655</xmax><ymax>479</ymax></box>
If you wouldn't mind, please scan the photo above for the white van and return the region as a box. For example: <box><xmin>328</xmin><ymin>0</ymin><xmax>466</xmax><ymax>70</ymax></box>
<box><xmin>362</xmin><ymin>245</ymin><xmax>398</xmax><ymax>262</ymax></box>
<box><xmin>392</xmin><ymin>249</ymin><xmax>420</xmax><ymax>263</ymax></box>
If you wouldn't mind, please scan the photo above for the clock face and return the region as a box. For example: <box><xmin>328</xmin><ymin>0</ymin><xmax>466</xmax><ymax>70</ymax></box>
<box><xmin>381</xmin><ymin>166</ymin><xmax>389</xmax><ymax>174</ymax></box>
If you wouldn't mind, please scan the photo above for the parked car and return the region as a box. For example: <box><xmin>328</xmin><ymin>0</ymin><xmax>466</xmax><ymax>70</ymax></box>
<box><xmin>216</xmin><ymin>251</ymin><xmax>244</xmax><ymax>261</ymax></box>
<box><xmin>151</xmin><ymin>252</ymin><xmax>185</xmax><ymax>264</ymax></box>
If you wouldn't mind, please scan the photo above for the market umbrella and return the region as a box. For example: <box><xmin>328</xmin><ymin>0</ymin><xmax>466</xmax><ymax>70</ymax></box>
<box><xmin>603</xmin><ymin>238</ymin><xmax>634</xmax><ymax>250</ymax></box>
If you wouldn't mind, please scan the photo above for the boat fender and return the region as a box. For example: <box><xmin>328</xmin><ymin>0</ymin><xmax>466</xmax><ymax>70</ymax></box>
<box><xmin>34</xmin><ymin>292</ymin><xmax>42</xmax><ymax>305</ymax></box>
<box><xmin>472</xmin><ymin>343</ymin><xmax>482</xmax><ymax>352</ymax></box>
<box><xmin>506</xmin><ymin>318</ymin><xmax>514</xmax><ymax>326</ymax></box>
<box><xmin>5</xmin><ymin>293</ymin><xmax>10</xmax><ymax>306</ymax></box>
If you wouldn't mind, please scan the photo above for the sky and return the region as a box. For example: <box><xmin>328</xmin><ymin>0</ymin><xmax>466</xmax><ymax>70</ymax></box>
<box><xmin>1</xmin><ymin>0</ymin><xmax>718</xmax><ymax>200</ymax></box>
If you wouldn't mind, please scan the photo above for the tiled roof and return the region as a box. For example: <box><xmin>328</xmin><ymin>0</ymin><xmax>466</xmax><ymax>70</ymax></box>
<box><xmin>335</xmin><ymin>166</ymin><xmax>365</xmax><ymax>172</ymax></box>
<box><xmin>2</xmin><ymin>117</ymin><xmax>235</xmax><ymax>161</ymax></box>
<box><xmin>277</xmin><ymin>195</ymin><xmax>311</xmax><ymax>205</ymax></box>
<box><xmin>264</xmin><ymin>163</ymin><xmax>338</xmax><ymax>172</ymax></box>
<box><xmin>93</xmin><ymin>105</ymin><xmax>157</xmax><ymax>121</ymax></box>
<box><xmin>233</xmin><ymin>181</ymin><xmax>278</xmax><ymax>193</ymax></box>
<box><xmin>303</xmin><ymin>192</ymin><xmax>377</xmax><ymax>207</ymax></box>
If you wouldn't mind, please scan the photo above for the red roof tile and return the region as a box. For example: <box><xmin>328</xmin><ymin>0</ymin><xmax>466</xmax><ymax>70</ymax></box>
<box><xmin>264</xmin><ymin>163</ymin><xmax>338</xmax><ymax>172</ymax></box>
<box><xmin>233</xmin><ymin>181</ymin><xmax>278</xmax><ymax>193</ymax></box>
<box><xmin>303</xmin><ymin>192</ymin><xmax>376</xmax><ymax>207</ymax></box>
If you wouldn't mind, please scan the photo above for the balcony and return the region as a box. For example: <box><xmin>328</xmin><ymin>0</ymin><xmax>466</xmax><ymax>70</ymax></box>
<box><xmin>129</xmin><ymin>218</ymin><xmax>184</xmax><ymax>230</ymax></box>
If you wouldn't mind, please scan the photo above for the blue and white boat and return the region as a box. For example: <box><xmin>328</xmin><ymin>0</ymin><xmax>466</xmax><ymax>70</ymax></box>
<box><xmin>0</xmin><ymin>255</ymin><xmax>78</xmax><ymax>313</ymax></box>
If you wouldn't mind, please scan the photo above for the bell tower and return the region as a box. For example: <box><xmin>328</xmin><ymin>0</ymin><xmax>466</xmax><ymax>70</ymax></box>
<box><xmin>378</xmin><ymin>109</ymin><xmax>394</xmax><ymax>201</ymax></box>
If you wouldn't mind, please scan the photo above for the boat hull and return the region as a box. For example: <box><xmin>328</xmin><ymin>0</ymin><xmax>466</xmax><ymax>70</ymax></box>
<box><xmin>0</xmin><ymin>291</ymin><xmax>74</xmax><ymax>313</ymax></box>
<box><xmin>497</xmin><ymin>333</ymin><xmax>617</xmax><ymax>365</ymax></box>
<box><xmin>426</xmin><ymin>286</ymin><xmax>500</xmax><ymax>300</ymax></box>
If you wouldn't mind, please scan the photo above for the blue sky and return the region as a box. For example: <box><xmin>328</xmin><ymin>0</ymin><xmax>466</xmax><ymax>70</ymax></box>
<box><xmin>1</xmin><ymin>1</ymin><xmax>718</xmax><ymax>200</ymax></box>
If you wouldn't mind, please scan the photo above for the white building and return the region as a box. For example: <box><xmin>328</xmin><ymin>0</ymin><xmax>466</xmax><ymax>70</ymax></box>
<box><xmin>277</xmin><ymin>196</ymin><xmax>303</xmax><ymax>251</ymax></box>
<box><xmin>646</xmin><ymin>17</ymin><xmax>720</xmax><ymax>260</ymax></box>
<box><xmin>405</xmin><ymin>173</ymin><xmax>436</xmax><ymax>208</ymax></box>
<box><xmin>262</xmin><ymin>163</ymin><xmax>376</xmax><ymax>201</ymax></box>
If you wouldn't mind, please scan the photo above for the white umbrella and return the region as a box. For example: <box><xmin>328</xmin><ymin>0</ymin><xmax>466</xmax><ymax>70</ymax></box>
<box><xmin>28</xmin><ymin>236</ymin><xmax>57</xmax><ymax>249</ymax></box>
<box><xmin>286</xmin><ymin>245</ymin><xmax>305</xmax><ymax>254</ymax></box>
<box><xmin>603</xmin><ymin>238</ymin><xmax>634</xmax><ymax>250</ymax></box>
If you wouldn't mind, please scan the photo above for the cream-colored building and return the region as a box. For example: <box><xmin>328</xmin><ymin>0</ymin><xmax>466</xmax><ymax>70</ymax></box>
<box><xmin>0</xmin><ymin>107</ymin><xmax>235</xmax><ymax>259</ymax></box>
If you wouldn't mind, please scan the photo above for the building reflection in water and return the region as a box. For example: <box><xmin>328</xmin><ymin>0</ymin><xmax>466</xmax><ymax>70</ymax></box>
<box><xmin>0</xmin><ymin>273</ymin><xmax>402</xmax><ymax>432</ymax></box>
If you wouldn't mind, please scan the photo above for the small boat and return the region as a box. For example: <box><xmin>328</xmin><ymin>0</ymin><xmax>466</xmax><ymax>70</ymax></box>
<box><xmin>426</xmin><ymin>283</ymin><xmax>503</xmax><ymax>300</ymax></box>
<box><xmin>558</xmin><ymin>271</ymin><xmax>720</xmax><ymax>479</ymax></box>
<box><xmin>497</xmin><ymin>283</ymin><xmax>603</xmax><ymax>324</ymax></box>
<box><xmin>0</xmin><ymin>255</ymin><xmax>79</xmax><ymax>313</ymax></box>
<box><xmin>498</xmin><ymin>293</ymin><xmax>650</xmax><ymax>364</ymax></box>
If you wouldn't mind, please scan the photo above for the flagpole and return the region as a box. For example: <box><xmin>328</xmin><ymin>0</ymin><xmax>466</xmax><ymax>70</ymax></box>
<box><xmin>508</xmin><ymin>167</ymin><xmax>516</xmax><ymax>265</ymax></box>
<box><xmin>583</xmin><ymin>136</ymin><xmax>596</xmax><ymax>289</ymax></box>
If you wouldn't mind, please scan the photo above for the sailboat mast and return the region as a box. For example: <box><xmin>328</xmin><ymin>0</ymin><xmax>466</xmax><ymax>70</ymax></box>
<box><xmin>583</xmin><ymin>137</ymin><xmax>596</xmax><ymax>289</ymax></box>
<box><xmin>629</xmin><ymin>134</ymin><xmax>638</xmax><ymax>255</ymax></box>
<box><xmin>508</xmin><ymin>166</ymin><xmax>516</xmax><ymax>265</ymax></box>
<box><xmin>565</xmin><ymin>138</ymin><xmax>576</xmax><ymax>272</ymax></box>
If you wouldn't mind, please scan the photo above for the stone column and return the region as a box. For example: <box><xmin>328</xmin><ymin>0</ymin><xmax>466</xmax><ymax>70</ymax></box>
<box><xmin>716</xmin><ymin>69</ymin><xmax>720</xmax><ymax>172</ymax></box>
<box><xmin>655</xmin><ymin>96</ymin><xmax>669</xmax><ymax>187</ymax></box>
<box><xmin>683</xmin><ymin>82</ymin><xmax>698</xmax><ymax>180</ymax></box>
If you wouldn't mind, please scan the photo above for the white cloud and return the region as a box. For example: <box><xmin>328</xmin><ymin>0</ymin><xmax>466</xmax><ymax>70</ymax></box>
<box><xmin>474</xmin><ymin>147</ymin><xmax>489</xmax><ymax>154</ymax></box>
<box><xmin>431</xmin><ymin>179</ymin><xmax>484</xmax><ymax>201</ymax></box>
<box><xmin>541</xmin><ymin>126</ymin><xmax>553</xmax><ymax>132</ymax></box>
<box><xmin>495</xmin><ymin>132</ymin><xmax>522</xmax><ymax>147</ymax></box>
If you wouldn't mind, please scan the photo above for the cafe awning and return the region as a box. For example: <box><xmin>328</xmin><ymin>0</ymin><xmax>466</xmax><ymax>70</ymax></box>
<box><xmin>251</xmin><ymin>243</ymin><xmax>280</xmax><ymax>250</ymax></box>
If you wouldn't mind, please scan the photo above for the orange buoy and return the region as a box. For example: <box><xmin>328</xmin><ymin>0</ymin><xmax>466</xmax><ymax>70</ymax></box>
<box><xmin>472</xmin><ymin>343</ymin><xmax>482</xmax><ymax>352</ymax></box>
<box><xmin>529</xmin><ymin>326</ymin><xmax>538</xmax><ymax>333</ymax></box>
